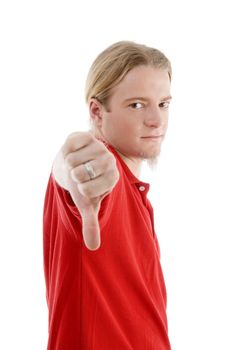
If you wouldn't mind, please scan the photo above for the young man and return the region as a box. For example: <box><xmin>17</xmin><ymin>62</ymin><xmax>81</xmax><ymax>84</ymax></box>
<box><xmin>43</xmin><ymin>41</ymin><xmax>172</xmax><ymax>349</ymax></box>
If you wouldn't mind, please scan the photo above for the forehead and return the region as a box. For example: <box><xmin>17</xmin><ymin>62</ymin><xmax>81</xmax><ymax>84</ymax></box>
<box><xmin>110</xmin><ymin>65</ymin><xmax>171</xmax><ymax>101</ymax></box>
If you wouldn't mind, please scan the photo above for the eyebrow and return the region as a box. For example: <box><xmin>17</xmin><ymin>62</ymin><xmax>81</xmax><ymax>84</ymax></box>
<box><xmin>123</xmin><ymin>95</ymin><xmax>172</xmax><ymax>103</ymax></box>
<box><xmin>161</xmin><ymin>95</ymin><xmax>172</xmax><ymax>101</ymax></box>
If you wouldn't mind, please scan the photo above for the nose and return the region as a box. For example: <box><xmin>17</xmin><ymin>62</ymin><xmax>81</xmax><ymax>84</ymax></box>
<box><xmin>144</xmin><ymin>106</ymin><xmax>163</xmax><ymax>128</ymax></box>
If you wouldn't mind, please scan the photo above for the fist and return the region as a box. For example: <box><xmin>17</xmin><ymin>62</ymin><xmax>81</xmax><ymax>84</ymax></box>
<box><xmin>61</xmin><ymin>132</ymin><xmax>119</xmax><ymax>250</ymax></box>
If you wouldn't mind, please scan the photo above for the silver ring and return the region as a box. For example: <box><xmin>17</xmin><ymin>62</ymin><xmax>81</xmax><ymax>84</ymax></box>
<box><xmin>83</xmin><ymin>162</ymin><xmax>96</xmax><ymax>180</ymax></box>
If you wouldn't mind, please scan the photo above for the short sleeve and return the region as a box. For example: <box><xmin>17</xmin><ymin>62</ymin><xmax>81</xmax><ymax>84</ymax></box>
<box><xmin>43</xmin><ymin>174</ymin><xmax>82</xmax><ymax>241</ymax></box>
<box><xmin>43</xmin><ymin>173</ymin><xmax>120</xmax><ymax>242</ymax></box>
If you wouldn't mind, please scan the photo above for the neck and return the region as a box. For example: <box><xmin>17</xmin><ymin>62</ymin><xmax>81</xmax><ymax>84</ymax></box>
<box><xmin>91</xmin><ymin>127</ymin><xmax>142</xmax><ymax>178</ymax></box>
<box><xmin>114</xmin><ymin>150</ymin><xmax>142</xmax><ymax>178</ymax></box>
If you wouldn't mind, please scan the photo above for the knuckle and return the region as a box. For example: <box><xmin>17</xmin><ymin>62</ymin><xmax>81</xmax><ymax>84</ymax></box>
<box><xmin>78</xmin><ymin>183</ymin><xmax>93</xmax><ymax>198</ymax></box>
<box><xmin>93</xmin><ymin>139</ymin><xmax>105</xmax><ymax>153</ymax></box>
<box><xmin>61</xmin><ymin>133</ymin><xmax>78</xmax><ymax>156</ymax></box>
<box><xmin>63</xmin><ymin>132</ymin><xmax>94</xmax><ymax>155</ymax></box>
<box><xmin>106</xmin><ymin>167</ymin><xmax>119</xmax><ymax>185</ymax></box>
<box><xmin>70</xmin><ymin>168</ymin><xmax>80</xmax><ymax>183</ymax></box>
<box><xmin>65</xmin><ymin>132</ymin><xmax>81</xmax><ymax>146</ymax></box>
<box><xmin>84</xmin><ymin>132</ymin><xmax>95</xmax><ymax>144</ymax></box>
<box><xmin>111</xmin><ymin>156</ymin><xmax>118</xmax><ymax>168</ymax></box>
<box><xmin>66</xmin><ymin>132</ymin><xmax>77</xmax><ymax>141</ymax></box>
<box><xmin>71</xmin><ymin>165</ymin><xmax>88</xmax><ymax>183</ymax></box>
<box><xmin>114</xmin><ymin>170</ymin><xmax>120</xmax><ymax>184</ymax></box>
<box><xmin>64</xmin><ymin>153</ymin><xmax>75</xmax><ymax>169</ymax></box>
<box><xmin>115</xmin><ymin>169</ymin><xmax>120</xmax><ymax>181</ymax></box>
<box><xmin>105</xmin><ymin>152</ymin><xmax>116</xmax><ymax>167</ymax></box>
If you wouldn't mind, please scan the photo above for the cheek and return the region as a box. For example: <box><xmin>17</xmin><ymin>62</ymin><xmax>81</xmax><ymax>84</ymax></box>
<box><xmin>104</xmin><ymin>116</ymin><xmax>129</xmax><ymax>133</ymax></box>
<box><xmin>102</xmin><ymin>112</ymin><xmax>140</xmax><ymax>140</ymax></box>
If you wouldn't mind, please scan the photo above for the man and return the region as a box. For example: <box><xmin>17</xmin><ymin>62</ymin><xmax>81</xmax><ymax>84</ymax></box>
<box><xmin>43</xmin><ymin>41</ymin><xmax>172</xmax><ymax>349</ymax></box>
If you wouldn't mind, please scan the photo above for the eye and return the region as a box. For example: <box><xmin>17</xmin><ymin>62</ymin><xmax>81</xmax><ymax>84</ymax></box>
<box><xmin>159</xmin><ymin>101</ymin><xmax>170</xmax><ymax>109</ymax></box>
<box><xmin>129</xmin><ymin>102</ymin><xmax>144</xmax><ymax>109</ymax></box>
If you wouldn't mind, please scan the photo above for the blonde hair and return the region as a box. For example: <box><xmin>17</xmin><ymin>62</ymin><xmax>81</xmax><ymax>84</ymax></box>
<box><xmin>85</xmin><ymin>41</ymin><xmax>172</xmax><ymax>109</ymax></box>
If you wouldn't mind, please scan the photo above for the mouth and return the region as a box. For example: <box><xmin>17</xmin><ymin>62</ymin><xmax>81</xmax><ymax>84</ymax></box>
<box><xmin>141</xmin><ymin>135</ymin><xmax>163</xmax><ymax>140</ymax></box>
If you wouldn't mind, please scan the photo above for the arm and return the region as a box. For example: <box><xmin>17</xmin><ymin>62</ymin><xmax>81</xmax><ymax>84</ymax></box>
<box><xmin>51</xmin><ymin>132</ymin><xmax>119</xmax><ymax>250</ymax></box>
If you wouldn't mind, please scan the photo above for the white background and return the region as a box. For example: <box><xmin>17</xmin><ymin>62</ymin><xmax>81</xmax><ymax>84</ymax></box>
<box><xmin>0</xmin><ymin>0</ymin><xmax>232</xmax><ymax>349</ymax></box>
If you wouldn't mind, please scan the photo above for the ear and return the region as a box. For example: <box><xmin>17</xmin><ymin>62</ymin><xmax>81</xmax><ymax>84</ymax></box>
<box><xmin>89</xmin><ymin>98</ymin><xmax>104</xmax><ymax>127</ymax></box>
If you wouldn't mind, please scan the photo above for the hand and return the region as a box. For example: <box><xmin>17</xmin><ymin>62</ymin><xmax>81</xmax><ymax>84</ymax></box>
<box><xmin>61</xmin><ymin>132</ymin><xmax>119</xmax><ymax>250</ymax></box>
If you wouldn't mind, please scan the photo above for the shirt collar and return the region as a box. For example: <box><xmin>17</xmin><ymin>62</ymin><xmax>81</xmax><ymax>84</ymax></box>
<box><xmin>104</xmin><ymin>143</ymin><xmax>149</xmax><ymax>187</ymax></box>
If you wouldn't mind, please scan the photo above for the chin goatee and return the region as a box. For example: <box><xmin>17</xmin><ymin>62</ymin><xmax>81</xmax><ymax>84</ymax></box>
<box><xmin>140</xmin><ymin>150</ymin><xmax>160</xmax><ymax>171</ymax></box>
<box><xmin>146</xmin><ymin>156</ymin><xmax>159</xmax><ymax>171</ymax></box>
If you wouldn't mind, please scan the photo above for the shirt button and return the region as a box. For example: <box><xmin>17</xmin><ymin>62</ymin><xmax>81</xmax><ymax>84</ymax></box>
<box><xmin>139</xmin><ymin>186</ymin><xmax>145</xmax><ymax>192</ymax></box>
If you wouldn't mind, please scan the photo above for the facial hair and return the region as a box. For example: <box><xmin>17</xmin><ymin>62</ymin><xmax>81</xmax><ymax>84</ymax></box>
<box><xmin>147</xmin><ymin>155</ymin><xmax>159</xmax><ymax>170</ymax></box>
<box><xmin>139</xmin><ymin>150</ymin><xmax>160</xmax><ymax>171</ymax></box>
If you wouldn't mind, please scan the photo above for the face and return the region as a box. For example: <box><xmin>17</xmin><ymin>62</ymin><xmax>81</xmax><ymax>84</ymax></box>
<box><xmin>91</xmin><ymin>65</ymin><xmax>171</xmax><ymax>167</ymax></box>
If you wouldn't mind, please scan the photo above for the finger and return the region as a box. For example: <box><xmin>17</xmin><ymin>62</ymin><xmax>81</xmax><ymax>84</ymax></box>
<box><xmin>64</xmin><ymin>142</ymin><xmax>106</xmax><ymax>170</ymax></box>
<box><xmin>70</xmin><ymin>161</ymin><xmax>100</xmax><ymax>183</ymax></box>
<box><xmin>70</xmin><ymin>154</ymin><xmax>112</xmax><ymax>183</ymax></box>
<box><xmin>77</xmin><ymin>169</ymin><xmax>119</xmax><ymax>198</ymax></box>
<box><xmin>62</xmin><ymin>132</ymin><xmax>94</xmax><ymax>158</ymax></box>
<box><xmin>82</xmin><ymin>207</ymin><xmax>101</xmax><ymax>250</ymax></box>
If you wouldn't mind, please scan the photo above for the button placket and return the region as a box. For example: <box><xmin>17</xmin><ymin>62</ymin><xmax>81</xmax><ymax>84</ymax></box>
<box><xmin>136</xmin><ymin>182</ymin><xmax>155</xmax><ymax>238</ymax></box>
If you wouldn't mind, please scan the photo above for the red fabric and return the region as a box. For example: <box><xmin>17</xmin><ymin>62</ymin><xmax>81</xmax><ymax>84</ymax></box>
<box><xmin>43</xmin><ymin>144</ymin><xmax>171</xmax><ymax>350</ymax></box>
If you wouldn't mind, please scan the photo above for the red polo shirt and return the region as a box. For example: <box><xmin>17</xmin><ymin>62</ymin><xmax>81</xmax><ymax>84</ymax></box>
<box><xmin>43</xmin><ymin>144</ymin><xmax>171</xmax><ymax>350</ymax></box>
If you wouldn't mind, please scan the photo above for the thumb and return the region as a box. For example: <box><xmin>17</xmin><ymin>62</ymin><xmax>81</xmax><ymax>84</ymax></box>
<box><xmin>81</xmin><ymin>205</ymin><xmax>101</xmax><ymax>251</ymax></box>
